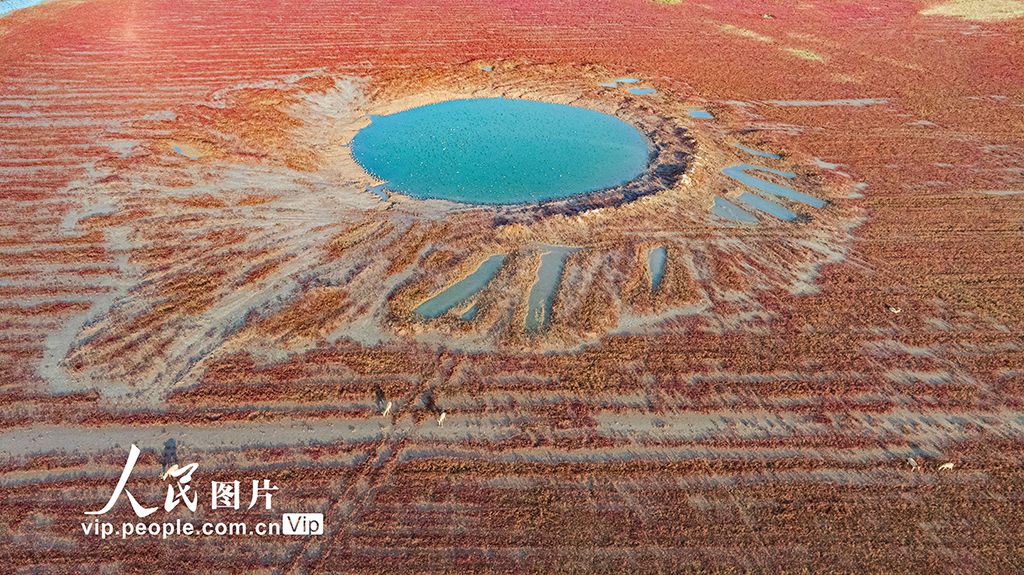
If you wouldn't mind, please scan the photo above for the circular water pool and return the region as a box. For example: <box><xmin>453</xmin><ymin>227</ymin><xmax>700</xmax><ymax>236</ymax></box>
<box><xmin>351</xmin><ymin>98</ymin><xmax>650</xmax><ymax>205</ymax></box>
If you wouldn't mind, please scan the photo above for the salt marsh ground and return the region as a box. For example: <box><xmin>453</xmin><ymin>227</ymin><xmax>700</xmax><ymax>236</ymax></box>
<box><xmin>1</xmin><ymin>0</ymin><xmax>1023</xmax><ymax>572</ymax></box>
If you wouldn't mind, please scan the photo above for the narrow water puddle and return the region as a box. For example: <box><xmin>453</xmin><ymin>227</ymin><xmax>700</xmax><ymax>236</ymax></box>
<box><xmin>736</xmin><ymin>192</ymin><xmax>798</xmax><ymax>221</ymax></box>
<box><xmin>711</xmin><ymin>197</ymin><xmax>759</xmax><ymax>224</ymax></box>
<box><xmin>525</xmin><ymin>247</ymin><xmax>575</xmax><ymax>333</ymax></box>
<box><xmin>647</xmin><ymin>246</ymin><xmax>668</xmax><ymax>291</ymax></box>
<box><xmin>734</xmin><ymin>144</ymin><xmax>781</xmax><ymax>159</ymax></box>
<box><xmin>722</xmin><ymin>164</ymin><xmax>826</xmax><ymax>208</ymax></box>
<box><xmin>764</xmin><ymin>98</ymin><xmax>888</xmax><ymax>107</ymax></box>
<box><xmin>172</xmin><ymin>145</ymin><xmax>199</xmax><ymax>161</ymax></box>
<box><xmin>365</xmin><ymin>183</ymin><xmax>390</xmax><ymax>200</ymax></box>
<box><xmin>414</xmin><ymin>254</ymin><xmax>506</xmax><ymax>319</ymax></box>
<box><xmin>459</xmin><ymin>304</ymin><xmax>480</xmax><ymax>321</ymax></box>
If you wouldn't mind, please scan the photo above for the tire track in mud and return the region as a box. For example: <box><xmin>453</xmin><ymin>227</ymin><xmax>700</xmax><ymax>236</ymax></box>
<box><xmin>284</xmin><ymin>355</ymin><xmax>460</xmax><ymax>574</ymax></box>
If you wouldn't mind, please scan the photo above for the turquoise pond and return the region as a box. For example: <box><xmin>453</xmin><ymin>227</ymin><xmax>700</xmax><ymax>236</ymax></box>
<box><xmin>351</xmin><ymin>98</ymin><xmax>650</xmax><ymax>205</ymax></box>
<box><xmin>1</xmin><ymin>0</ymin><xmax>47</xmax><ymax>17</ymax></box>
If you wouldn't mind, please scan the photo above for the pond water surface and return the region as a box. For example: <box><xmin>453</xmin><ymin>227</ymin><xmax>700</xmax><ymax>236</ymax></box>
<box><xmin>0</xmin><ymin>0</ymin><xmax>46</xmax><ymax>16</ymax></box>
<box><xmin>351</xmin><ymin>98</ymin><xmax>650</xmax><ymax>204</ymax></box>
